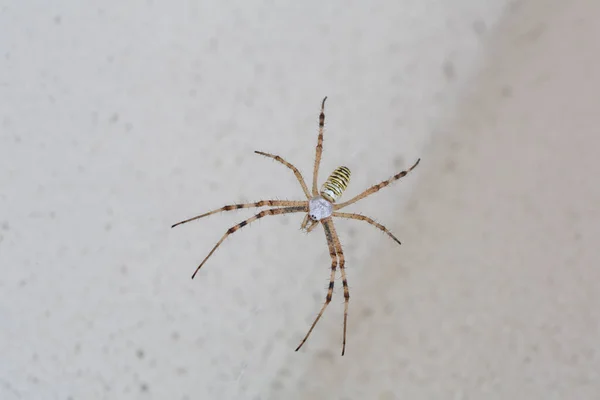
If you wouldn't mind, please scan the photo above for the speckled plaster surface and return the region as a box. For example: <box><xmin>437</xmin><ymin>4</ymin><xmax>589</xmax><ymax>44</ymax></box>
<box><xmin>2</xmin><ymin>0</ymin><xmax>599</xmax><ymax>399</ymax></box>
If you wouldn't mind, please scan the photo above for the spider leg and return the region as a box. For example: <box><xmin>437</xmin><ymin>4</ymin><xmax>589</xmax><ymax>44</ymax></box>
<box><xmin>324</xmin><ymin>218</ymin><xmax>349</xmax><ymax>355</ymax></box>
<box><xmin>254</xmin><ymin>151</ymin><xmax>311</xmax><ymax>199</ymax></box>
<box><xmin>305</xmin><ymin>220</ymin><xmax>319</xmax><ymax>233</ymax></box>
<box><xmin>300</xmin><ymin>214</ymin><xmax>310</xmax><ymax>230</ymax></box>
<box><xmin>300</xmin><ymin>213</ymin><xmax>319</xmax><ymax>232</ymax></box>
<box><xmin>171</xmin><ymin>200</ymin><xmax>306</xmax><ymax>228</ymax></box>
<box><xmin>334</xmin><ymin>158</ymin><xmax>420</xmax><ymax>210</ymax></box>
<box><xmin>300</xmin><ymin>214</ymin><xmax>311</xmax><ymax>231</ymax></box>
<box><xmin>312</xmin><ymin>97</ymin><xmax>327</xmax><ymax>196</ymax></box>
<box><xmin>296</xmin><ymin>218</ymin><xmax>336</xmax><ymax>352</ymax></box>
<box><xmin>332</xmin><ymin>212</ymin><xmax>401</xmax><ymax>245</ymax></box>
<box><xmin>190</xmin><ymin>206</ymin><xmax>307</xmax><ymax>279</ymax></box>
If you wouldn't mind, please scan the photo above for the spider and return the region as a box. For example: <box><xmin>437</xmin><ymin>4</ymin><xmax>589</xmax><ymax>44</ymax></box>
<box><xmin>172</xmin><ymin>97</ymin><xmax>420</xmax><ymax>355</ymax></box>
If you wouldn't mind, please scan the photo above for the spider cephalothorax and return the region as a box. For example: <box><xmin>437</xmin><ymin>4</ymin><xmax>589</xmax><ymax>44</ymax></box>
<box><xmin>302</xmin><ymin>166</ymin><xmax>350</xmax><ymax>231</ymax></box>
<box><xmin>172</xmin><ymin>97</ymin><xmax>420</xmax><ymax>355</ymax></box>
<box><xmin>307</xmin><ymin>196</ymin><xmax>332</xmax><ymax>221</ymax></box>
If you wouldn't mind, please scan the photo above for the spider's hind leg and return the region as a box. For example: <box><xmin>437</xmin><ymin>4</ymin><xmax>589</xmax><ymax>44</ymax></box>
<box><xmin>334</xmin><ymin>158</ymin><xmax>420</xmax><ymax>210</ymax></box>
<box><xmin>254</xmin><ymin>151</ymin><xmax>311</xmax><ymax>199</ymax></box>
<box><xmin>311</xmin><ymin>97</ymin><xmax>328</xmax><ymax>196</ymax></box>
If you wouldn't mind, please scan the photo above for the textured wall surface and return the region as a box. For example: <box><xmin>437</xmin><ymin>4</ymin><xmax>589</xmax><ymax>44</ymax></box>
<box><xmin>2</xmin><ymin>1</ymin><xmax>599</xmax><ymax>399</ymax></box>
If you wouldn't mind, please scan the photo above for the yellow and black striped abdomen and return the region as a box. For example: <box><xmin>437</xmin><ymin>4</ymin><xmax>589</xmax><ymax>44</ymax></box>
<box><xmin>320</xmin><ymin>166</ymin><xmax>351</xmax><ymax>203</ymax></box>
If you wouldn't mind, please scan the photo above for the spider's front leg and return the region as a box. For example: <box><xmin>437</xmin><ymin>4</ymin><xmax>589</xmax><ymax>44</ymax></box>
<box><xmin>332</xmin><ymin>211</ymin><xmax>401</xmax><ymax>245</ymax></box>
<box><xmin>305</xmin><ymin>220</ymin><xmax>319</xmax><ymax>233</ymax></box>
<box><xmin>188</xmin><ymin>205</ymin><xmax>307</xmax><ymax>278</ymax></box>
<box><xmin>300</xmin><ymin>214</ymin><xmax>319</xmax><ymax>233</ymax></box>
<box><xmin>296</xmin><ymin>217</ymin><xmax>337</xmax><ymax>353</ymax></box>
<box><xmin>325</xmin><ymin>218</ymin><xmax>349</xmax><ymax>355</ymax></box>
<box><xmin>172</xmin><ymin>200</ymin><xmax>305</xmax><ymax>228</ymax></box>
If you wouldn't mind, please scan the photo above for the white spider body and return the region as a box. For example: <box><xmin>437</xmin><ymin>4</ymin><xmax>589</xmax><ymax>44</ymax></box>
<box><xmin>308</xmin><ymin>196</ymin><xmax>333</xmax><ymax>221</ymax></box>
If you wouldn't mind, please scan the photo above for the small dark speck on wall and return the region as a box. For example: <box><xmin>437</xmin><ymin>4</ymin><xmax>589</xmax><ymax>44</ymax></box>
<box><xmin>136</xmin><ymin>349</ymin><xmax>145</xmax><ymax>359</ymax></box>
<box><xmin>472</xmin><ymin>20</ymin><xmax>487</xmax><ymax>36</ymax></box>
<box><xmin>443</xmin><ymin>60</ymin><xmax>456</xmax><ymax>81</ymax></box>
<box><xmin>501</xmin><ymin>85</ymin><xmax>513</xmax><ymax>98</ymax></box>
<box><xmin>444</xmin><ymin>158</ymin><xmax>457</xmax><ymax>173</ymax></box>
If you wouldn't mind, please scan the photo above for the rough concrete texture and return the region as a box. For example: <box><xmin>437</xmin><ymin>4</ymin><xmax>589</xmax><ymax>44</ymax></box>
<box><xmin>1</xmin><ymin>0</ymin><xmax>599</xmax><ymax>399</ymax></box>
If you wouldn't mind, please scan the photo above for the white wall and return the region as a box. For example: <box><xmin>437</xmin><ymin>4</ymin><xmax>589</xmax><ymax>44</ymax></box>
<box><xmin>3</xmin><ymin>1</ymin><xmax>598</xmax><ymax>399</ymax></box>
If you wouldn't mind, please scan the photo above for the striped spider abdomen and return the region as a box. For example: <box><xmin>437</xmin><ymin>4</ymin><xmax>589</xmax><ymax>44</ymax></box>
<box><xmin>320</xmin><ymin>166</ymin><xmax>351</xmax><ymax>203</ymax></box>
